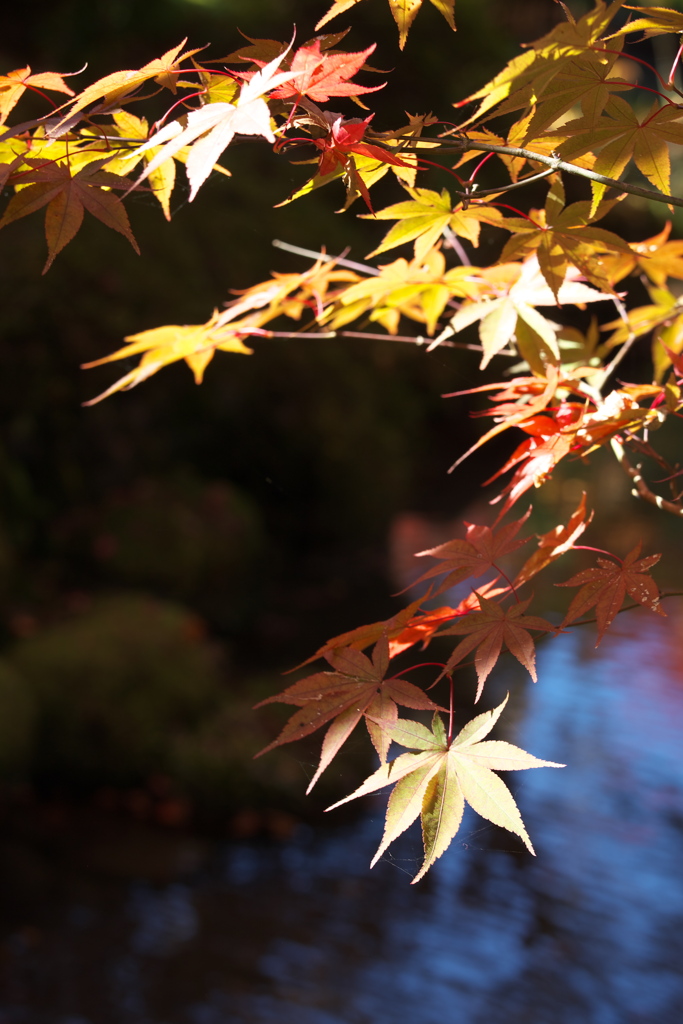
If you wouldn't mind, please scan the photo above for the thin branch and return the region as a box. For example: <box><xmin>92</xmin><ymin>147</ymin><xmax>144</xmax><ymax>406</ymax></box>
<box><xmin>459</xmin><ymin>164</ymin><xmax>558</xmax><ymax>200</ymax></box>
<box><xmin>442</xmin><ymin>226</ymin><xmax>471</xmax><ymax>264</ymax></box>
<box><xmin>592</xmin><ymin>294</ymin><xmax>637</xmax><ymax>392</ymax></box>
<box><xmin>568</xmin><ymin>592</ymin><xmax>683</xmax><ymax>629</ymax></box>
<box><xmin>338</xmin><ymin>329</ymin><xmax>516</xmax><ymax>355</ymax></box>
<box><xmin>272</xmin><ymin>239</ymin><xmax>380</xmax><ymax>276</ymax></box>
<box><xmin>399</xmin><ymin>139</ymin><xmax>683</xmax><ymax>211</ymax></box>
<box><xmin>611</xmin><ymin>437</ymin><xmax>683</xmax><ymax>517</ymax></box>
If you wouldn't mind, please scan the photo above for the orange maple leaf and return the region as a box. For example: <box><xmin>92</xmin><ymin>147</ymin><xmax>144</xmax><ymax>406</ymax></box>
<box><xmin>439</xmin><ymin>593</ymin><xmax>556</xmax><ymax>700</ymax></box>
<box><xmin>558</xmin><ymin>543</ymin><xmax>665</xmax><ymax>644</ymax></box>
<box><xmin>0</xmin><ymin>67</ymin><xmax>75</xmax><ymax>125</ymax></box>
<box><xmin>409</xmin><ymin>508</ymin><xmax>532</xmax><ymax>597</ymax></box>
<box><xmin>515</xmin><ymin>492</ymin><xmax>593</xmax><ymax>587</ymax></box>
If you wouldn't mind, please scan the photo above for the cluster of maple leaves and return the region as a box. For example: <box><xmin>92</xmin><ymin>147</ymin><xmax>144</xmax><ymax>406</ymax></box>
<box><xmin>2</xmin><ymin>0</ymin><xmax>682</xmax><ymax>880</ymax></box>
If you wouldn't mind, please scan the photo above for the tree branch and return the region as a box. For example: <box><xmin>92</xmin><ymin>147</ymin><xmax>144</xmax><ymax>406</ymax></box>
<box><xmin>611</xmin><ymin>437</ymin><xmax>683</xmax><ymax>517</ymax></box>
<box><xmin>399</xmin><ymin>138</ymin><xmax>683</xmax><ymax>211</ymax></box>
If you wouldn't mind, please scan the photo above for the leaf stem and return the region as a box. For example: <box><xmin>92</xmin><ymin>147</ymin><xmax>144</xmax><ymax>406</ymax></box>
<box><xmin>389</xmin><ymin>661</ymin><xmax>449</xmax><ymax>677</ymax></box>
<box><xmin>491</xmin><ymin>562</ymin><xmax>520</xmax><ymax>601</ymax></box>
<box><xmin>572</xmin><ymin>544</ymin><xmax>622</xmax><ymax>562</ymax></box>
<box><xmin>447</xmin><ymin>673</ymin><xmax>454</xmax><ymax>747</ymax></box>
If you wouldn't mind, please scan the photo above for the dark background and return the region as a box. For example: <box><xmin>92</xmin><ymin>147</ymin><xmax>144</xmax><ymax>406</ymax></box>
<box><xmin>0</xmin><ymin>0</ymin><xmax>671</xmax><ymax>818</ymax></box>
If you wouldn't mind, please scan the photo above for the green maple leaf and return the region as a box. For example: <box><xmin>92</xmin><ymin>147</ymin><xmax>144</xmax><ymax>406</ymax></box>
<box><xmin>521</xmin><ymin>48</ymin><xmax>626</xmax><ymax>141</ymax></box>
<box><xmin>327</xmin><ymin>694</ymin><xmax>564</xmax><ymax>883</ymax></box>
<box><xmin>617</xmin><ymin>6</ymin><xmax>683</xmax><ymax>39</ymax></box>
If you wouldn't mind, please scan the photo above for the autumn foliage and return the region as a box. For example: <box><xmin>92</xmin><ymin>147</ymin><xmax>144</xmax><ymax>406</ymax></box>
<box><xmin>4</xmin><ymin>0</ymin><xmax>683</xmax><ymax>880</ymax></box>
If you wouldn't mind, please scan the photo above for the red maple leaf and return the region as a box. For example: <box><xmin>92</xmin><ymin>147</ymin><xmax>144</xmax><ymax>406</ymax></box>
<box><xmin>439</xmin><ymin>593</ymin><xmax>556</xmax><ymax>701</ymax></box>
<box><xmin>269</xmin><ymin>41</ymin><xmax>385</xmax><ymax>102</ymax></box>
<box><xmin>312</xmin><ymin>114</ymin><xmax>409</xmax><ymax>211</ymax></box>
<box><xmin>408</xmin><ymin>508</ymin><xmax>532</xmax><ymax>597</ymax></box>
<box><xmin>558</xmin><ymin>543</ymin><xmax>664</xmax><ymax>644</ymax></box>
<box><xmin>389</xmin><ymin>580</ymin><xmax>510</xmax><ymax>655</ymax></box>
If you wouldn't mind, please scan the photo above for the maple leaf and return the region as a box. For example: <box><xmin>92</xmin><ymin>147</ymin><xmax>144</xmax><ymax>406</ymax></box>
<box><xmin>322</xmin><ymin>247</ymin><xmax>461</xmax><ymax>335</ymax></box>
<box><xmin>364</xmin><ymin>186</ymin><xmax>502</xmax><ymax>263</ymax></box>
<box><xmin>327</xmin><ymin>695</ymin><xmax>564</xmax><ymax>882</ymax></box>
<box><xmin>519</xmin><ymin>47</ymin><xmax>625</xmax><ymax>143</ymax></box>
<box><xmin>315</xmin><ymin>0</ymin><xmax>456</xmax><ymax>49</ymax></box>
<box><xmin>81</xmin><ymin>309</ymin><xmax>261</xmax><ymax>404</ymax></box>
<box><xmin>54</xmin><ymin>41</ymin><xmax>203</xmax><ymax>131</ymax></box>
<box><xmin>558</xmin><ymin>543</ymin><xmax>665</xmax><ymax>644</ymax></box>
<box><xmin>573</xmin><ymin>387</ymin><xmax>660</xmax><ymax>449</ymax></box>
<box><xmin>268</xmin><ymin>41</ymin><xmax>385</xmax><ymax>102</ymax></box>
<box><xmin>617</xmin><ymin>5</ymin><xmax>683</xmax><ymax>39</ymax></box>
<box><xmin>84</xmin><ymin>254</ymin><xmax>354</xmax><ymax>396</ymax></box>
<box><xmin>254</xmin><ymin>637</ymin><xmax>442</xmax><ymax>788</ymax></box>
<box><xmin>279</xmin><ymin>144</ymin><xmax>417</xmax><ymax>211</ymax></box>
<box><xmin>0</xmin><ymin>67</ymin><xmax>75</xmax><ymax>125</ymax></box>
<box><xmin>0</xmin><ymin>157</ymin><xmax>138</xmax><ymax>272</ymax></box>
<box><xmin>408</xmin><ymin>508</ymin><xmax>531</xmax><ymax>597</ymax></box>
<box><xmin>497</xmin><ymin>178</ymin><xmax>632</xmax><ymax>299</ymax></box>
<box><xmin>454</xmin><ymin>0</ymin><xmax>623</xmax><ymax>127</ymax></box>
<box><xmin>488</xmin><ymin>432</ymin><xmax>577</xmax><ymax>523</ymax></box>
<box><xmin>481</xmin><ymin>402</ymin><xmax>586</xmax><ymax>520</ymax></box>
<box><xmin>438</xmin><ymin>593</ymin><xmax>556</xmax><ymax>700</ymax></box>
<box><xmin>440</xmin><ymin>253</ymin><xmax>613</xmax><ymax>369</ymax></box>
<box><xmin>445</xmin><ymin>365</ymin><xmax>594</xmax><ymax>471</ymax></box>
<box><xmin>128</xmin><ymin>49</ymin><xmax>296</xmax><ymax>201</ymax></box>
<box><xmin>91</xmin><ymin>108</ymin><xmax>234</xmax><ymax>219</ymax></box>
<box><xmin>302</xmin><ymin>112</ymin><xmax>410</xmax><ymax>212</ymax></box>
<box><xmin>515</xmin><ymin>492</ymin><xmax>594</xmax><ymax>587</ymax></box>
<box><xmin>96</xmin><ymin>109</ymin><xmax>177</xmax><ymax>221</ymax></box>
<box><xmin>598</xmin><ymin>222</ymin><xmax>683</xmax><ymax>289</ymax></box>
<box><xmin>290</xmin><ymin>596</ymin><xmax>428</xmax><ymax>669</ymax></box>
<box><xmin>600</xmin><ymin>285</ymin><xmax>679</xmax><ymax>357</ymax></box>
<box><xmin>552</xmin><ymin>96</ymin><xmax>683</xmax><ymax>211</ymax></box>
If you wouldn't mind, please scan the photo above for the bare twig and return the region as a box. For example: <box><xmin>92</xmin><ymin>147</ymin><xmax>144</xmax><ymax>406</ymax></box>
<box><xmin>592</xmin><ymin>296</ymin><xmax>637</xmax><ymax>392</ymax></box>
<box><xmin>272</xmin><ymin>239</ymin><xmax>380</xmax><ymax>276</ymax></box>
<box><xmin>339</xmin><ymin>330</ymin><xmax>516</xmax><ymax>355</ymax></box>
<box><xmin>442</xmin><ymin>226</ymin><xmax>470</xmax><ymax>264</ymax></box>
<box><xmin>611</xmin><ymin>437</ymin><xmax>683</xmax><ymax>517</ymax></box>
<box><xmin>398</xmin><ymin>139</ymin><xmax>683</xmax><ymax>211</ymax></box>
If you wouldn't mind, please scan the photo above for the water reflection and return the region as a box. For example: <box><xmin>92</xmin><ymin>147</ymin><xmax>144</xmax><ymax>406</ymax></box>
<box><xmin>3</xmin><ymin>607</ymin><xmax>683</xmax><ymax>1023</ymax></box>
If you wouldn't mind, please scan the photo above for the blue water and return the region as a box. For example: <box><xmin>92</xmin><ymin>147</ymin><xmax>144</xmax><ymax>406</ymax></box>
<box><xmin>3</xmin><ymin>606</ymin><xmax>683</xmax><ymax>1024</ymax></box>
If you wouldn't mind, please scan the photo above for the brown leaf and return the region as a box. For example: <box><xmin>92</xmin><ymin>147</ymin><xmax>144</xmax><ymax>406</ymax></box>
<box><xmin>0</xmin><ymin>158</ymin><xmax>138</xmax><ymax>272</ymax></box>
<box><xmin>409</xmin><ymin>508</ymin><xmax>532</xmax><ymax>596</ymax></box>
<box><xmin>439</xmin><ymin>593</ymin><xmax>556</xmax><ymax>700</ymax></box>
<box><xmin>558</xmin><ymin>543</ymin><xmax>665</xmax><ymax>644</ymax></box>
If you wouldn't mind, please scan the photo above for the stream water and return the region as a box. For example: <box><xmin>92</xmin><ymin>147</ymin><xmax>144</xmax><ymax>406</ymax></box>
<box><xmin>2</xmin><ymin>604</ymin><xmax>683</xmax><ymax>1024</ymax></box>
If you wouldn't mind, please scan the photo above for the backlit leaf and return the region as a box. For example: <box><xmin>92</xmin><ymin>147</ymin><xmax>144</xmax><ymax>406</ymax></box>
<box><xmin>327</xmin><ymin>696</ymin><xmax>563</xmax><ymax>881</ymax></box>
<box><xmin>558</xmin><ymin>543</ymin><xmax>664</xmax><ymax>643</ymax></box>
